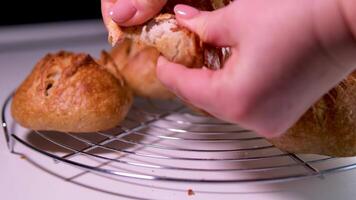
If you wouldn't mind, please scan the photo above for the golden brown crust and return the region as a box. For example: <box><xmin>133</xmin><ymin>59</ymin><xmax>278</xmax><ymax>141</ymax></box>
<box><xmin>121</xmin><ymin>46</ymin><xmax>175</xmax><ymax>99</ymax></box>
<box><xmin>11</xmin><ymin>51</ymin><xmax>133</xmax><ymax>133</ymax></box>
<box><xmin>109</xmin><ymin>40</ymin><xmax>175</xmax><ymax>99</ymax></box>
<box><xmin>97</xmin><ymin>50</ymin><xmax>123</xmax><ymax>80</ymax></box>
<box><xmin>110</xmin><ymin>39</ymin><xmax>147</xmax><ymax>71</ymax></box>
<box><xmin>269</xmin><ymin>72</ymin><xmax>356</xmax><ymax>157</ymax></box>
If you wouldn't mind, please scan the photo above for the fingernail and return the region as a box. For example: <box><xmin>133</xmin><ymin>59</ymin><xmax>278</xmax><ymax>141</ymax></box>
<box><xmin>110</xmin><ymin>1</ymin><xmax>137</xmax><ymax>24</ymax></box>
<box><xmin>174</xmin><ymin>5</ymin><xmax>200</xmax><ymax>19</ymax></box>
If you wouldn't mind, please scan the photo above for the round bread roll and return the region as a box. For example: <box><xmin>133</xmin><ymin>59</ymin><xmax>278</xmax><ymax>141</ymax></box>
<box><xmin>97</xmin><ymin>50</ymin><xmax>122</xmax><ymax>80</ymax></box>
<box><xmin>269</xmin><ymin>72</ymin><xmax>356</xmax><ymax>157</ymax></box>
<box><xmin>11</xmin><ymin>51</ymin><xmax>133</xmax><ymax>133</ymax></box>
<box><xmin>107</xmin><ymin>40</ymin><xmax>175</xmax><ymax>99</ymax></box>
<box><xmin>109</xmin><ymin>39</ymin><xmax>147</xmax><ymax>71</ymax></box>
<box><xmin>99</xmin><ymin>46</ymin><xmax>174</xmax><ymax>100</ymax></box>
<box><xmin>120</xmin><ymin>46</ymin><xmax>175</xmax><ymax>99</ymax></box>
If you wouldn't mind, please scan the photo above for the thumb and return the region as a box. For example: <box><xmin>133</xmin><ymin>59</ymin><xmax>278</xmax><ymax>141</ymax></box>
<box><xmin>110</xmin><ymin>0</ymin><xmax>167</xmax><ymax>26</ymax></box>
<box><xmin>156</xmin><ymin>56</ymin><xmax>220</xmax><ymax>110</ymax></box>
<box><xmin>174</xmin><ymin>4</ymin><xmax>236</xmax><ymax>46</ymax></box>
<box><xmin>101</xmin><ymin>0</ymin><xmax>116</xmax><ymax>27</ymax></box>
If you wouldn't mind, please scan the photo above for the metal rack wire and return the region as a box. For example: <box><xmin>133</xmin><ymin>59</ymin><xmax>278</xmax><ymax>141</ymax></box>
<box><xmin>2</xmin><ymin>93</ymin><xmax>356</xmax><ymax>184</ymax></box>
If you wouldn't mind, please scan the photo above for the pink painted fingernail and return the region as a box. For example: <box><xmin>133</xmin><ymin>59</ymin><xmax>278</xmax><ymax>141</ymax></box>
<box><xmin>174</xmin><ymin>5</ymin><xmax>200</xmax><ymax>19</ymax></box>
<box><xmin>110</xmin><ymin>0</ymin><xmax>137</xmax><ymax>24</ymax></box>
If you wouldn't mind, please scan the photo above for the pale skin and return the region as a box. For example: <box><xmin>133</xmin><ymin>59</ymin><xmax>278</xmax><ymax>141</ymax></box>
<box><xmin>101</xmin><ymin>0</ymin><xmax>356</xmax><ymax>137</ymax></box>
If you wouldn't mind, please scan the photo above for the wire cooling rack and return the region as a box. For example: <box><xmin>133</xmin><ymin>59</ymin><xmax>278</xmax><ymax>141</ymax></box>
<box><xmin>2</xmin><ymin>93</ymin><xmax>356</xmax><ymax>184</ymax></box>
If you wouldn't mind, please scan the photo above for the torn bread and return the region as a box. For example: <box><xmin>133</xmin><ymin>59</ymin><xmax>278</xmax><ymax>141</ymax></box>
<box><xmin>106</xmin><ymin>0</ymin><xmax>232</xmax><ymax>69</ymax></box>
<box><xmin>108</xmin><ymin>39</ymin><xmax>175</xmax><ymax>99</ymax></box>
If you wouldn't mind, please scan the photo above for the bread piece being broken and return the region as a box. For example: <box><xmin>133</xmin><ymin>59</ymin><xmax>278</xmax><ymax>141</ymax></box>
<box><xmin>106</xmin><ymin>0</ymin><xmax>232</xmax><ymax>69</ymax></box>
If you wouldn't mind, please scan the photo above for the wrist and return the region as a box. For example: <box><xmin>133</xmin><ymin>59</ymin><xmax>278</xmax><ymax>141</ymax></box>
<box><xmin>313</xmin><ymin>0</ymin><xmax>356</xmax><ymax>71</ymax></box>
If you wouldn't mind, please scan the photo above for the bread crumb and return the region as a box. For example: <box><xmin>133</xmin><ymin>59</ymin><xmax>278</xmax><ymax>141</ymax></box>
<box><xmin>187</xmin><ymin>189</ymin><xmax>195</xmax><ymax>196</ymax></box>
<box><xmin>20</xmin><ymin>155</ymin><xmax>27</xmax><ymax>160</ymax></box>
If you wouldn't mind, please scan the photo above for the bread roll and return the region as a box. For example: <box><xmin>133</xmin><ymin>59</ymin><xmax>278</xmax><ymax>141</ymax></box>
<box><xmin>109</xmin><ymin>39</ymin><xmax>147</xmax><ymax>71</ymax></box>
<box><xmin>107</xmin><ymin>0</ymin><xmax>232</xmax><ymax>45</ymax></box>
<box><xmin>106</xmin><ymin>0</ymin><xmax>232</xmax><ymax>69</ymax></box>
<box><xmin>11</xmin><ymin>51</ymin><xmax>133</xmax><ymax>133</ymax></box>
<box><xmin>97</xmin><ymin>50</ymin><xmax>122</xmax><ymax>80</ymax></box>
<box><xmin>105</xmin><ymin>0</ymin><xmax>232</xmax><ymax>99</ymax></box>
<box><xmin>108</xmin><ymin>40</ymin><xmax>175</xmax><ymax>99</ymax></box>
<box><xmin>269</xmin><ymin>72</ymin><xmax>356</xmax><ymax>157</ymax></box>
<box><xmin>140</xmin><ymin>14</ymin><xmax>204</xmax><ymax>68</ymax></box>
<box><xmin>120</xmin><ymin>46</ymin><xmax>175</xmax><ymax>99</ymax></box>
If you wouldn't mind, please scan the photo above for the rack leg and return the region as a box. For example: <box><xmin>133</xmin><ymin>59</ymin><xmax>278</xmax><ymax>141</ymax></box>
<box><xmin>8</xmin><ymin>135</ymin><xmax>15</xmax><ymax>153</ymax></box>
<box><xmin>2</xmin><ymin>93</ymin><xmax>15</xmax><ymax>153</ymax></box>
<box><xmin>2</xmin><ymin>122</ymin><xmax>14</xmax><ymax>152</ymax></box>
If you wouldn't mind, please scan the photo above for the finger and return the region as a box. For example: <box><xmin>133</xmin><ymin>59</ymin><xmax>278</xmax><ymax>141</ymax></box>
<box><xmin>101</xmin><ymin>0</ymin><xmax>116</xmax><ymax>30</ymax></box>
<box><xmin>110</xmin><ymin>0</ymin><xmax>167</xmax><ymax>26</ymax></box>
<box><xmin>174</xmin><ymin>4</ymin><xmax>236</xmax><ymax>46</ymax></box>
<box><xmin>156</xmin><ymin>56</ymin><xmax>220</xmax><ymax>109</ymax></box>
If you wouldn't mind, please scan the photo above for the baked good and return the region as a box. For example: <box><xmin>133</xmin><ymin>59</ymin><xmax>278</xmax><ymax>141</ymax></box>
<box><xmin>106</xmin><ymin>0</ymin><xmax>232</xmax><ymax>69</ymax></box>
<box><xmin>139</xmin><ymin>13</ymin><xmax>204</xmax><ymax>68</ymax></box>
<box><xmin>107</xmin><ymin>0</ymin><xmax>232</xmax><ymax>45</ymax></box>
<box><xmin>110</xmin><ymin>13</ymin><xmax>204</xmax><ymax>68</ymax></box>
<box><xmin>120</xmin><ymin>45</ymin><xmax>175</xmax><ymax>99</ymax></box>
<box><xmin>269</xmin><ymin>72</ymin><xmax>356</xmax><ymax>157</ymax></box>
<box><xmin>109</xmin><ymin>39</ymin><xmax>147</xmax><ymax>71</ymax></box>
<box><xmin>105</xmin><ymin>0</ymin><xmax>232</xmax><ymax>99</ymax></box>
<box><xmin>11</xmin><ymin>51</ymin><xmax>133</xmax><ymax>133</ymax></box>
<box><xmin>108</xmin><ymin>40</ymin><xmax>175</xmax><ymax>99</ymax></box>
<box><xmin>97</xmin><ymin>50</ymin><xmax>122</xmax><ymax>80</ymax></box>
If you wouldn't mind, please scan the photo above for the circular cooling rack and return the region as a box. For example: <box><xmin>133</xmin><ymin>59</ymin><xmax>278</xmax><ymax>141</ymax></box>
<box><xmin>2</xmin><ymin>93</ymin><xmax>356</xmax><ymax>185</ymax></box>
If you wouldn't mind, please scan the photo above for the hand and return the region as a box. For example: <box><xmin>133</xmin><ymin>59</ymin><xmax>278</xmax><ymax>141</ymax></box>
<box><xmin>101</xmin><ymin>0</ymin><xmax>167</xmax><ymax>26</ymax></box>
<box><xmin>157</xmin><ymin>0</ymin><xmax>356</xmax><ymax>137</ymax></box>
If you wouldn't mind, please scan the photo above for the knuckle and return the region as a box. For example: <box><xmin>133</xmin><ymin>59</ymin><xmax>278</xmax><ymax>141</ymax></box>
<box><xmin>198</xmin><ymin>17</ymin><xmax>214</xmax><ymax>42</ymax></box>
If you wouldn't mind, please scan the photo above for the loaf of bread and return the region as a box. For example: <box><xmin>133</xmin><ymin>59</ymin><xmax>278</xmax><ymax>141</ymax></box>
<box><xmin>269</xmin><ymin>72</ymin><xmax>356</xmax><ymax>157</ymax></box>
<box><xmin>11</xmin><ymin>51</ymin><xmax>133</xmax><ymax>133</ymax></box>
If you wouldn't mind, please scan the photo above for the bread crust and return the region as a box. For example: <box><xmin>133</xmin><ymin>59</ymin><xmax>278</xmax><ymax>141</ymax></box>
<box><xmin>106</xmin><ymin>0</ymin><xmax>232</xmax><ymax>68</ymax></box>
<box><xmin>269</xmin><ymin>72</ymin><xmax>356</xmax><ymax>157</ymax></box>
<box><xmin>108</xmin><ymin>39</ymin><xmax>175</xmax><ymax>99</ymax></box>
<box><xmin>121</xmin><ymin>46</ymin><xmax>175</xmax><ymax>99</ymax></box>
<box><xmin>11</xmin><ymin>51</ymin><xmax>133</xmax><ymax>133</ymax></box>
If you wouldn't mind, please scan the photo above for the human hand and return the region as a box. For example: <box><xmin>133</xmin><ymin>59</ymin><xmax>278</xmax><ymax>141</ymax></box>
<box><xmin>101</xmin><ymin>0</ymin><xmax>167</xmax><ymax>27</ymax></box>
<box><xmin>157</xmin><ymin>0</ymin><xmax>356</xmax><ymax>137</ymax></box>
